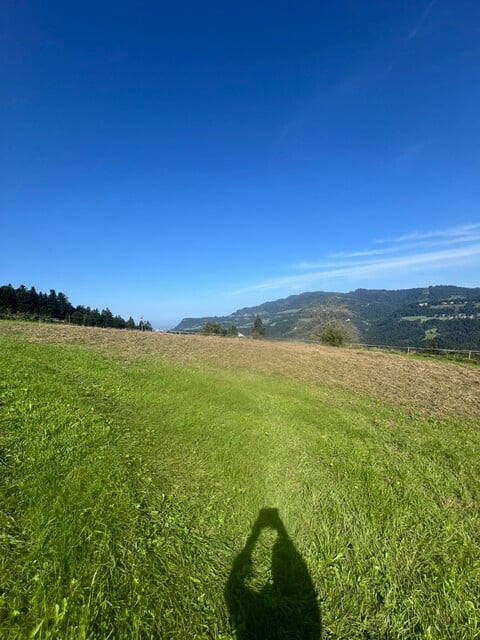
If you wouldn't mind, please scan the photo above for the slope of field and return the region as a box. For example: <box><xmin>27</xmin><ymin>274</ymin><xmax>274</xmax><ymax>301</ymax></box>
<box><xmin>3</xmin><ymin>322</ymin><xmax>479</xmax><ymax>419</ymax></box>
<box><xmin>1</xmin><ymin>322</ymin><xmax>479</xmax><ymax>639</ymax></box>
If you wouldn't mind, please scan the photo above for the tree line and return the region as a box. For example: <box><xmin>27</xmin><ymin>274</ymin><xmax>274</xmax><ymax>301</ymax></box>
<box><xmin>201</xmin><ymin>314</ymin><xmax>266</xmax><ymax>338</ymax></box>
<box><xmin>0</xmin><ymin>284</ymin><xmax>152</xmax><ymax>331</ymax></box>
<box><xmin>365</xmin><ymin>316</ymin><xmax>480</xmax><ymax>350</ymax></box>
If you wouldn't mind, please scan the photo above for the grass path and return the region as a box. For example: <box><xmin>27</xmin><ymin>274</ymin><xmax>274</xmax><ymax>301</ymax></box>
<box><xmin>1</xmin><ymin>325</ymin><xmax>479</xmax><ymax>638</ymax></box>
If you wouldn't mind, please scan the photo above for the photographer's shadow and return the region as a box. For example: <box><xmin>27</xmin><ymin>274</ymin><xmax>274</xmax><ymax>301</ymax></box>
<box><xmin>225</xmin><ymin>508</ymin><xmax>321</xmax><ymax>639</ymax></box>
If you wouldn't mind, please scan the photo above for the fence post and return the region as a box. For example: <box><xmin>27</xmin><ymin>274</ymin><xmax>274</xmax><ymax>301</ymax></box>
<box><xmin>469</xmin><ymin>351</ymin><xmax>472</xmax><ymax>360</ymax></box>
<box><xmin>407</xmin><ymin>347</ymin><xmax>411</xmax><ymax>355</ymax></box>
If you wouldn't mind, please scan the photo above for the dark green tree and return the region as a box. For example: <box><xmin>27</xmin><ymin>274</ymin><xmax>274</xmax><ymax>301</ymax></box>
<box><xmin>56</xmin><ymin>292</ymin><xmax>73</xmax><ymax>319</ymax></box>
<box><xmin>16</xmin><ymin>285</ymin><xmax>30</xmax><ymax>314</ymax></box>
<box><xmin>88</xmin><ymin>308</ymin><xmax>102</xmax><ymax>327</ymax></box>
<box><xmin>47</xmin><ymin>289</ymin><xmax>59</xmax><ymax>318</ymax></box>
<box><xmin>251</xmin><ymin>315</ymin><xmax>265</xmax><ymax>338</ymax></box>
<box><xmin>202</xmin><ymin>321</ymin><xmax>227</xmax><ymax>336</ymax></box>
<box><xmin>71</xmin><ymin>309</ymin><xmax>85</xmax><ymax>325</ymax></box>
<box><xmin>113</xmin><ymin>315</ymin><xmax>127</xmax><ymax>329</ymax></box>
<box><xmin>0</xmin><ymin>284</ymin><xmax>17</xmax><ymax>313</ymax></box>
<box><xmin>27</xmin><ymin>286</ymin><xmax>39</xmax><ymax>315</ymax></box>
<box><xmin>37</xmin><ymin>292</ymin><xmax>49</xmax><ymax>316</ymax></box>
<box><xmin>101</xmin><ymin>308</ymin><xmax>114</xmax><ymax>328</ymax></box>
<box><xmin>317</xmin><ymin>320</ymin><xmax>349</xmax><ymax>347</ymax></box>
<box><xmin>227</xmin><ymin>324</ymin><xmax>239</xmax><ymax>337</ymax></box>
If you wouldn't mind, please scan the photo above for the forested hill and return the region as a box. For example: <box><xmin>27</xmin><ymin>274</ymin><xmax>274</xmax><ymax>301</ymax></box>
<box><xmin>175</xmin><ymin>286</ymin><xmax>480</xmax><ymax>350</ymax></box>
<box><xmin>0</xmin><ymin>284</ymin><xmax>152</xmax><ymax>330</ymax></box>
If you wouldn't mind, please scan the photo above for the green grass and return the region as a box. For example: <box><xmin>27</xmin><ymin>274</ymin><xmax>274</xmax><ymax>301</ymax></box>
<box><xmin>1</xmin><ymin>332</ymin><xmax>479</xmax><ymax>639</ymax></box>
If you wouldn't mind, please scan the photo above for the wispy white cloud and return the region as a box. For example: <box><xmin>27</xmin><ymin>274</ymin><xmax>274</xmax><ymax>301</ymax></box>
<box><xmin>296</xmin><ymin>225</ymin><xmax>480</xmax><ymax>264</ymax></box>
<box><xmin>375</xmin><ymin>223</ymin><xmax>480</xmax><ymax>244</ymax></box>
<box><xmin>326</xmin><ymin>246</ymin><xmax>401</xmax><ymax>260</ymax></box>
<box><xmin>232</xmin><ymin>223</ymin><xmax>480</xmax><ymax>296</ymax></box>
<box><xmin>406</xmin><ymin>0</ymin><xmax>437</xmax><ymax>42</ymax></box>
<box><xmin>392</xmin><ymin>223</ymin><xmax>480</xmax><ymax>243</ymax></box>
<box><xmin>340</xmin><ymin>234</ymin><xmax>480</xmax><ymax>259</ymax></box>
<box><xmin>290</xmin><ymin>258</ymin><xmax>370</xmax><ymax>270</ymax></box>
<box><xmin>289</xmin><ymin>250</ymin><xmax>399</xmax><ymax>272</ymax></box>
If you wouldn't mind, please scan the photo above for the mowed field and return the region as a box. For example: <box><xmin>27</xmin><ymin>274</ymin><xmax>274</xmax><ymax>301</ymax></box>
<box><xmin>1</xmin><ymin>322</ymin><xmax>479</xmax><ymax>639</ymax></box>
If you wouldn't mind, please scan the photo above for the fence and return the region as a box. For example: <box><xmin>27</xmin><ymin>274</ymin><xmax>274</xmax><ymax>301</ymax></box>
<box><xmin>166</xmin><ymin>330</ymin><xmax>480</xmax><ymax>361</ymax></box>
<box><xmin>347</xmin><ymin>342</ymin><xmax>480</xmax><ymax>362</ymax></box>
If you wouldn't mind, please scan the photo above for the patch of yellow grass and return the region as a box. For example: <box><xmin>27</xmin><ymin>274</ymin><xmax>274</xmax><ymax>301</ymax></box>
<box><xmin>2</xmin><ymin>321</ymin><xmax>479</xmax><ymax>419</ymax></box>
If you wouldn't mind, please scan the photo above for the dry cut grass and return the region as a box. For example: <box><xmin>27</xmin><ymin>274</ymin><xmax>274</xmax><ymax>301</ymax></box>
<box><xmin>2</xmin><ymin>321</ymin><xmax>479</xmax><ymax>420</ymax></box>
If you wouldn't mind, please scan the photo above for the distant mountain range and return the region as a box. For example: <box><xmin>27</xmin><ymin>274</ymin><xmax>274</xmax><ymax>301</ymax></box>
<box><xmin>174</xmin><ymin>286</ymin><xmax>480</xmax><ymax>350</ymax></box>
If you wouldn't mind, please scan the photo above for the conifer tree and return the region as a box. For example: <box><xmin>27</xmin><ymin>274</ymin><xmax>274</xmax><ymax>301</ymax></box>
<box><xmin>251</xmin><ymin>315</ymin><xmax>265</xmax><ymax>338</ymax></box>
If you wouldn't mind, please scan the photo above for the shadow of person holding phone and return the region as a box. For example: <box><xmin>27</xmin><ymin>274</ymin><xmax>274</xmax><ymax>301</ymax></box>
<box><xmin>225</xmin><ymin>508</ymin><xmax>321</xmax><ymax>639</ymax></box>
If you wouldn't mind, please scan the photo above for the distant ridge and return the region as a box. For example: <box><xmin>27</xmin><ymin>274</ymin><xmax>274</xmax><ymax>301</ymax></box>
<box><xmin>174</xmin><ymin>285</ymin><xmax>480</xmax><ymax>349</ymax></box>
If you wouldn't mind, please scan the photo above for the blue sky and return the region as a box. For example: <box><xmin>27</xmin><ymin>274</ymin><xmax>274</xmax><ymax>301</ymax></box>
<box><xmin>1</xmin><ymin>1</ymin><xmax>479</xmax><ymax>328</ymax></box>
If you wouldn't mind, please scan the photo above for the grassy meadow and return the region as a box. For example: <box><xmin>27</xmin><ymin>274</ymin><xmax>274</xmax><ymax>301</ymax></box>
<box><xmin>1</xmin><ymin>322</ymin><xmax>479</xmax><ymax>639</ymax></box>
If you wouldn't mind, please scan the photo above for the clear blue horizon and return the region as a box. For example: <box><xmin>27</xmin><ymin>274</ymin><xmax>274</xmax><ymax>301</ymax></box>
<box><xmin>2</xmin><ymin>1</ymin><xmax>479</xmax><ymax>328</ymax></box>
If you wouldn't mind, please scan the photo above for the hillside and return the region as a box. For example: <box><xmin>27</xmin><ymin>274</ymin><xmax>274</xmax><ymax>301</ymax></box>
<box><xmin>175</xmin><ymin>285</ymin><xmax>480</xmax><ymax>349</ymax></box>
<box><xmin>1</xmin><ymin>321</ymin><xmax>479</xmax><ymax>639</ymax></box>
